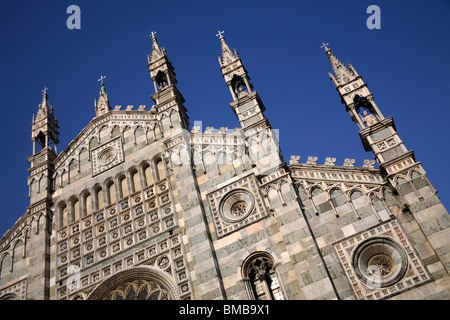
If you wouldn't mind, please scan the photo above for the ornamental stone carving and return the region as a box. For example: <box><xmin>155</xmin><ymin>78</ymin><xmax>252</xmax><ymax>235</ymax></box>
<box><xmin>334</xmin><ymin>219</ymin><xmax>430</xmax><ymax>300</ymax></box>
<box><xmin>87</xmin><ymin>266</ymin><xmax>180</xmax><ymax>300</ymax></box>
<box><xmin>207</xmin><ymin>173</ymin><xmax>268</xmax><ymax>238</ymax></box>
<box><xmin>91</xmin><ymin>137</ymin><xmax>125</xmax><ymax>176</ymax></box>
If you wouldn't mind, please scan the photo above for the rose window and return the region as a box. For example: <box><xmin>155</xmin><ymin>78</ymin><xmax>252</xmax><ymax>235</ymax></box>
<box><xmin>231</xmin><ymin>201</ymin><xmax>248</xmax><ymax>217</ymax></box>
<box><xmin>218</xmin><ymin>189</ymin><xmax>255</xmax><ymax>223</ymax></box>
<box><xmin>98</xmin><ymin>146</ymin><xmax>117</xmax><ymax>166</ymax></box>
<box><xmin>368</xmin><ymin>254</ymin><xmax>394</xmax><ymax>276</ymax></box>
<box><xmin>352</xmin><ymin>237</ymin><xmax>408</xmax><ymax>288</ymax></box>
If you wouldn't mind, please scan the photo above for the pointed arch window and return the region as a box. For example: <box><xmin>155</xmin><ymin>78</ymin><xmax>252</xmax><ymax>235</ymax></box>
<box><xmin>242</xmin><ymin>253</ymin><xmax>284</xmax><ymax>300</ymax></box>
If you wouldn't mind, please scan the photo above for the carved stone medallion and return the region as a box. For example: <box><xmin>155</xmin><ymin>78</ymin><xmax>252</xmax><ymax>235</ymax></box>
<box><xmin>91</xmin><ymin>137</ymin><xmax>124</xmax><ymax>176</ymax></box>
<box><xmin>207</xmin><ymin>173</ymin><xmax>267</xmax><ymax>238</ymax></box>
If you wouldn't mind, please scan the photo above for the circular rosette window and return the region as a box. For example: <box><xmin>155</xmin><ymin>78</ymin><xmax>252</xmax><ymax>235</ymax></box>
<box><xmin>98</xmin><ymin>146</ymin><xmax>118</xmax><ymax>166</ymax></box>
<box><xmin>352</xmin><ymin>237</ymin><xmax>408</xmax><ymax>288</ymax></box>
<box><xmin>218</xmin><ymin>189</ymin><xmax>255</xmax><ymax>223</ymax></box>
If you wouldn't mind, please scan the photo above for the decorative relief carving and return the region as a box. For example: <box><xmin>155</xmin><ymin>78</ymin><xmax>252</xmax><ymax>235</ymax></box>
<box><xmin>260</xmin><ymin>167</ymin><xmax>288</xmax><ymax>185</ymax></box>
<box><xmin>0</xmin><ymin>278</ymin><xmax>28</xmax><ymax>300</ymax></box>
<box><xmin>103</xmin><ymin>279</ymin><xmax>171</xmax><ymax>300</ymax></box>
<box><xmin>334</xmin><ymin>219</ymin><xmax>430</xmax><ymax>300</ymax></box>
<box><xmin>57</xmin><ymin>232</ymin><xmax>192</xmax><ymax>300</ymax></box>
<box><xmin>289</xmin><ymin>155</ymin><xmax>300</xmax><ymax>165</ymax></box>
<box><xmin>324</xmin><ymin>157</ymin><xmax>336</xmax><ymax>166</ymax></box>
<box><xmin>377</xmin><ymin>142</ymin><xmax>387</xmax><ymax>151</ymax></box>
<box><xmin>219</xmin><ymin>189</ymin><xmax>255</xmax><ymax>223</ymax></box>
<box><xmin>306</xmin><ymin>156</ymin><xmax>318</xmax><ymax>165</ymax></box>
<box><xmin>91</xmin><ymin>137</ymin><xmax>124</xmax><ymax>176</ymax></box>
<box><xmin>291</xmin><ymin>167</ymin><xmax>384</xmax><ymax>185</ymax></box>
<box><xmin>363</xmin><ymin>159</ymin><xmax>376</xmax><ymax>168</ymax></box>
<box><xmin>207</xmin><ymin>173</ymin><xmax>267</xmax><ymax>238</ymax></box>
<box><xmin>54</xmin><ymin>176</ymin><xmax>191</xmax><ymax>300</ymax></box>
<box><xmin>386</xmin><ymin>138</ymin><xmax>396</xmax><ymax>147</ymax></box>
<box><xmin>385</xmin><ymin>157</ymin><xmax>415</xmax><ymax>175</ymax></box>
<box><xmin>343</xmin><ymin>158</ymin><xmax>356</xmax><ymax>167</ymax></box>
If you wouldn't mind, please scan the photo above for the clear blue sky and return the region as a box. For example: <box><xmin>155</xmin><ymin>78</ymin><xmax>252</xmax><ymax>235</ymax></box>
<box><xmin>1</xmin><ymin>0</ymin><xmax>449</xmax><ymax>236</ymax></box>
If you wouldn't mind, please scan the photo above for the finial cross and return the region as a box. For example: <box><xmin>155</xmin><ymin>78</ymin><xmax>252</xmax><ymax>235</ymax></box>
<box><xmin>321</xmin><ymin>42</ymin><xmax>329</xmax><ymax>49</ymax></box>
<box><xmin>98</xmin><ymin>75</ymin><xmax>106</xmax><ymax>84</ymax></box>
<box><xmin>216</xmin><ymin>30</ymin><xmax>224</xmax><ymax>38</ymax></box>
<box><xmin>150</xmin><ymin>31</ymin><xmax>157</xmax><ymax>38</ymax></box>
<box><xmin>42</xmin><ymin>86</ymin><xmax>48</xmax><ymax>94</ymax></box>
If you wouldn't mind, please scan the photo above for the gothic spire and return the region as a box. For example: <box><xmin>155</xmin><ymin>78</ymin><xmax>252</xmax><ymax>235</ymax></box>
<box><xmin>35</xmin><ymin>87</ymin><xmax>57</xmax><ymax>125</ymax></box>
<box><xmin>147</xmin><ymin>31</ymin><xmax>177</xmax><ymax>94</ymax></box>
<box><xmin>31</xmin><ymin>87</ymin><xmax>59</xmax><ymax>154</ymax></box>
<box><xmin>95</xmin><ymin>75</ymin><xmax>111</xmax><ymax>117</ymax></box>
<box><xmin>41</xmin><ymin>86</ymin><xmax>49</xmax><ymax>109</ymax></box>
<box><xmin>322</xmin><ymin>43</ymin><xmax>358</xmax><ymax>87</ymax></box>
<box><xmin>323</xmin><ymin>43</ymin><xmax>385</xmax><ymax>131</ymax></box>
<box><xmin>217</xmin><ymin>30</ymin><xmax>239</xmax><ymax>67</ymax></box>
<box><xmin>217</xmin><ymin>31</ymin><xmax>253</xmax><ymax>101</ymax></box>
<box><xmin>148</xmin><ymin>31</ymin><xmax>167</xmax><ymax>64</ymax></box>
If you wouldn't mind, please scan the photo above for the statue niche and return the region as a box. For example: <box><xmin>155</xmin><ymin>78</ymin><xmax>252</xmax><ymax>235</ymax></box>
<box><xmin>353</xmin><ymin>95</ymin><xmax>379</xmax><ymax>127</ymax></box>
<box><xmin>155</xmin><ymin>70</ymin><xmax>169</xmax><ymax>90</ymax></box>
<box><xmin>230</xmin><ymin>74</ymin><xmax>250</xmax><ymax>98</ymax></box>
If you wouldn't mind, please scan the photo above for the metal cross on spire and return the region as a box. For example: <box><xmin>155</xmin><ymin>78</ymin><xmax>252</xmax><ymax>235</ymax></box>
<box><xmin>321</xmin><ymin>42</ymin><xmax>330</xmax><ymax>50</ymax></box>
<box><xmin>42</xmin><ymin>86</ymin><xmax>48</xmax><ymax>95</ymax></box>
<box><xmin>98</xmin><ymin>75</ymin><xmax>106</xmax><ymax>84</ymax></box>
<box><xmin>150</xmin><ymin>31</ymin><xmax>157</xmax><ymax>38</ymax></box>
<box><xmin>216</xmin><ymin>30</ymin><xmax>224</xmax><ymax>38</ymax></box>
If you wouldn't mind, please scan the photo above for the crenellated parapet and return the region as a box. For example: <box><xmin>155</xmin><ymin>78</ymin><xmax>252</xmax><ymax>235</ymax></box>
<box><xmin>288</xmin><ymin>155</ymin><xmax>376</xmax><ymax>169</ymax></box>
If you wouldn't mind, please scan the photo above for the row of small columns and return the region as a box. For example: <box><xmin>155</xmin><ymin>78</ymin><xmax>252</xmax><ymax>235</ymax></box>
<box><xmin>59</xmin><ymin>157</ymin><xmax>166</xmax><ymax>228</ymax></box>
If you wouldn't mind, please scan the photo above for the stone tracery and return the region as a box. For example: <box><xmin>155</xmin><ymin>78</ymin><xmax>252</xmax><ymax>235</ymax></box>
<box><xmin>87</xmin><ymin>266</ymin><xmax>179</xmax><ymax>300</ymax></box>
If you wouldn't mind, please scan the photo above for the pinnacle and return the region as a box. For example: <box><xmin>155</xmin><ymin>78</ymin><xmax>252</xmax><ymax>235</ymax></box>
<box><xmin>323</xmin><ymin>44</ymin><xmax>355</xmax><ymax>85</ymax></box>
<box><xmin>217</xmin><ymin>31</ymin><xmax>238</xmax><ymax>67</ymax></box>
<box><xmin>149</xmin><ymin>31</ymin><xmax>166</xmax><ymax>63</ymax></box>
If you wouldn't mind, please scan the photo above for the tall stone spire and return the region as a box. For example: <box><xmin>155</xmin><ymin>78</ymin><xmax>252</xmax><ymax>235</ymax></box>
<box><xmin>325</xmin><ymin>44</ymin><xmax>450</xmax><ymax>279</ymax></box>
<box><xmin>146</xmin><ymin>31</ymin><xmax>188</xmax><ymax>129</ymax></box>
<box><xmin>94</xmin><ymin>75</ymin><xmax>111</xmax><ymax>117</ymax></box>
<box><xmin>324</xmin><ymin>43</ymin><xmax>409</xmax><ymax>175</ymax></box>
<box><xmin>28</xmin><ymin>87</ymin><xmax>59</xmax><ymax>206</ymax></box>
<box><xmin>323</xmin><ymin>43</ymin><xmax>384</xmax><ymax>131</ymax></box>
<box><xmin>148</xmin><ymin>31</ymin><xmax>167</xmax><ymax>64</ymax></box>
<box><xmin>217</xmin><ymin>30</ymin><xmax>254</xmax><ymax>101</ymax></box>
<box><xmin>216</xmin><ymin>31</ymin><xmax>282</xmax><ymax>173</ymax></box>
<box><xmin>31</xmin><ymin>87</ymin><xmax>59</xmax><ymax>154</ymax></box>
<box><xmin>322</xmin><ymin>42</ymin><xmax>359</xmax><ymax>87</ymax></box>
<box><xmin>217</xmin><ymin>30</ymin><xmax>239</xmax><ymax>67</ymax></box>
<box><xmin>147</xmin><ymin>31</ymin><xmax>177</xmax><ymax>95</ymax></box>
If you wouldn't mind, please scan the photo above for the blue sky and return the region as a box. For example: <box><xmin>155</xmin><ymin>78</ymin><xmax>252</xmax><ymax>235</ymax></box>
<box><xmin>1</xmin><ymin>0</ymin><xmax>449</xmax><ymax>236</ymax></box>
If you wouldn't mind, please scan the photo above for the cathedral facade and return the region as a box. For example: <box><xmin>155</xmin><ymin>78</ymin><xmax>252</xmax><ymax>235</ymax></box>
<box><xmin>0</xmin><ymin>33</ymin><xmax>449</xmax><ymax>300</ymax></box>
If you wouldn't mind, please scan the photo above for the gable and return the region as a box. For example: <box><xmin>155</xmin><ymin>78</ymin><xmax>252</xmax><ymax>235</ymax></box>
<box><xmin>52</xmin><ymin>110</ymin><xmax>167</xmax><ymax>189</ymax></box>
